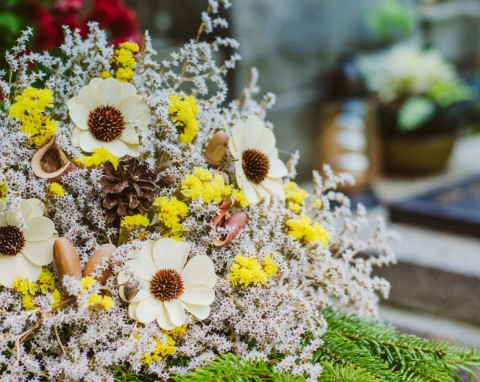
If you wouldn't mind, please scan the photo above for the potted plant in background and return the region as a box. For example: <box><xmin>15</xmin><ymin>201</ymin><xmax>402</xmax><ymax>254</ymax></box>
<box><xmin>360</xmin><ymin>44</ymin><xmax>472</xmax><ymax>175</ymax></box>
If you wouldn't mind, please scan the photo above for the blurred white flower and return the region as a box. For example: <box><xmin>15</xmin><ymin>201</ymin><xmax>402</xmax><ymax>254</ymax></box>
<box><xmin>228</xmin><ymin>115</ymin><xmax>288</xmax><ymax>205</ymax></box>
<box><xmin>119</xmin><ymin>238</ymin><xmax>216</xmax><ymax>330</ymax></box>
<box><xmin>0</xmin><ymin>199</ymin><xmax>57</xmax><ymax>287</ymax></box>
<box><xmin>69</xmin><ymin>78</ymin><xmax>150</xmax><ymax>158</ymax></box>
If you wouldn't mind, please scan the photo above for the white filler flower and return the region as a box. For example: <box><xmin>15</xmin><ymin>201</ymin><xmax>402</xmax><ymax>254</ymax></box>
<box><xmin>0</xmin><ymin>199</ymin><xmax>57</xmax><ymax>287</ymax></box>
<box><xmin>69</xmin><ymin>77</ymin><xmax>150</xmax><ymax>158</ymax></box>
<box><xmin>119</xmin><ymin>238</ymin><xmax>216</xmax><ymax>330</ymax></box>
<box><xmin>229</xmin><ymin>115</ymin><xmax>288</xmax><ymax>204</ymax></box>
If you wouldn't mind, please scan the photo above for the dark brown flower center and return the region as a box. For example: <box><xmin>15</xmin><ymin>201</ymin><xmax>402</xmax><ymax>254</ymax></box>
<box><xmin>150</xmin><ymin>269</ymin><xmax>184</xmax><ymax>301</ymax></box>
<box><xmin>0</xmin><ymin>225</ymin><xmax>25</xmax><ymax>256</ymax></box>
<box><xmin>242</xmin><ymin>149</ymin><xmax>270</xmax><ymax>184</ymax></box>
<box><xmin>88</xmin><ymin>105</ymin><xmax>126</xmax><ymax>142</ymax></box>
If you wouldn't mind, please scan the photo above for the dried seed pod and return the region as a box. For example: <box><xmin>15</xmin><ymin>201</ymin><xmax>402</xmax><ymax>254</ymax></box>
<box><xmin>211</xmin><ymin>201</ymin><xmax>231</xmax><ymax>228</ymax></box>
<box><xmin>123</xmin><ymin>278</ymin><xmax>141</xmax><ymax>302</ymax></box>
<box><xmin>212</xmin><ymin>212</ymin><xmax>248</xmax><ymax>247</ymax></box>
<box><xmin>83</xmin><ymin>243</ymin><xmax>116</xmax><ymax>283</ymax></box>
<box><xmin>205</xmin><ymin>131</ymin><xmax>229</xmax><ymax>167</ymax></box>
<box><xmin>53</xmin><ymin>238</ymin><xmax>82</xmax><ymax>283</ymax></box>
<box><xmin>31</xmin><ymin>136</ymin><xmax>76</xmax><ymax>181</ymax></box>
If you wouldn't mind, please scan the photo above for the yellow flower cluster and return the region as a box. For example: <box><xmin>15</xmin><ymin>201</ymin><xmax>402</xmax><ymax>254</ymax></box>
<box><xmin>102</xmin><ymin>42</ymin><xmax>140</xmax><ymax>82</ymax></box>
<box><xmin>286</xmin><ymin>215</ymin><xmax>330</xmax><ymax>248</ymax></box>
<box><xmin>78</xmin><ymin>148</ymin><xmax>118</xmax><ymax>170</ymax></box>
<box><xmin>81</xmin><ymin>276</ymin><xmax>115</xmax><ymax>311</ymax></box>
<box><xmin>180</xmin><ymin>167</ymin><xmax>249</xmax><ymax>207</ymax></box>
<box><xmin>227</xmin><ymin>255</ymin><xmax>278</xmax><ymax>288</ymax></box>
<box><xmin>8</xmin><ymin>87</ymin><xmax>58</xmax><ymax>147</ymax></box>
<box><xmin>284</xmin><ymin>181</ymin><xmax>309</xmax><ymax>213</ymax></box>
<box><xmin>12</xmin><ymin>269</ymin><xmax>57</xmax><ymax>311</ymax></box>
<box><xmin>142</xmin><ymin>335</ymin><xmax>176</xmax><ymax>364</ymax></box>
<box><xmin>48</xmin><ymin>182</ymin><xmax>65</xmax><ymax>197</ymax></box>
<box><xmin>152</xmin><ymin>196</ymin><xmax>188</xmax><ymax>238</ymax></box>
<box><xmin>0</xmin><ymin>181</ymin><xmax>7</xmax><ymax>200</ymax></box>
<box><xmin>85</xmin><ymin>293</ymin><xmax>115</xmax><ymax>311</ymax></box>
<box><xmin>168</xmin><ymin>95</ymin><xmax>199</xmax><ymax>144</ymax></box>
<box><xmin>121</xmin><ymin>214</ymin><xmax>150</xmax><ymax>230</ymax></box>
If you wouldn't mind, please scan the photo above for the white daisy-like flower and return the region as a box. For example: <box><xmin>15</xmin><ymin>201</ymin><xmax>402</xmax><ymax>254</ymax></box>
<box><xmin>119</xmin><ymin>238</ymin><xmax>216</xmax><ymax>330</ymax></box>
<box><xmin>0</xmin><ymin>199</ymin><xmax>58</xmax><ymax>287</ymax></box>
<box><xmin>228</xmin><ymin>115</ymin><xmax>288</xmax><ymax>204</ymax></box>
<box><xmin>68</xmin><ymin>77</ymin><xmax>151</xmax><ymax>158</ymax></box>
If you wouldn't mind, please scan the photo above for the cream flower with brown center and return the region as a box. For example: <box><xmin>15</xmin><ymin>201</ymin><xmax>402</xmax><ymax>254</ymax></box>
<box><xmin>118</xmin><ymin>238</ymin><xmax>217</xmax><ymax>330</ymax></box>
<box><xmin>228</xmin><ymin>115</ymin><xmax>288</xmax><ymax>204</ymax></box>
<box><xmin>69</xmin><ymin>78</ymin><xmax>151</xmax><ymax>158</ymax></box>
<box><xmin>0</xmin><ymin>199</ymin><xmax>58</xmax><ymax>287</ymax></box>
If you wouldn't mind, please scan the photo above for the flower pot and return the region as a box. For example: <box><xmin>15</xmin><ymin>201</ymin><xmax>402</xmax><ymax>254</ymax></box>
<box><xmin>377</xmin><ymin>101</ymin><xmax>462</xmax><ymax>175</ymax></box>
<box><xmin>382</xmin><ymin>133</ymin><xmax>456</xmax><ymax>175</ymax></box>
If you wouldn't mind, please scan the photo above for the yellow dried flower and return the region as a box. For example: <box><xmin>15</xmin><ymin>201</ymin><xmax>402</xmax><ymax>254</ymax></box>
<box><xmin>85</xmin><ymin>294</ymin><xmax>115</xmax><ymax>311</ymax></box>
<box><xmin>78</xmin><ymin>147</ymin><xmax>118</xmax><ymax>170</ymax></box>
<box><xmin>8</xmin><ymin>87</ymin><xmax>57</xmax><ymax>147</ymax></box>
<box><xmin>121</xmin><ymin>214</ymin><xmax>150</xmax><ymax>229</ymax></box>
<box><xmin>0</xmin><ymin>181</ymin><xmax>8</xmax><ymax>200</ymax></box>
<box><xmin>48</xmin><ymin>182</ymin><xmax>65</xmax><ymax>197</ymax></box>
<box><xmin>38</xmin><ymin>269</ymin><xmax>55</xmax><ymax>294</ymax></box>
<box><xmin>180</xmin><ymin>167</ymin><xmax>231</xmax><ymax>204</ymax></box>
<box><xmin>284</xmin><ymin>181</ymin><xmax>308</xmax><ymax>213</ymax></box>
<box><xmin>152</xmin><ymin>196</ymin><xmax>188</xmax><ymax>238</ymax></box>
<box><xmin>286</xmin><ymin>215</ymin><xmax>330</xmax><ymax>248</ymax></box>
<box><xmin>142</xmin><ymin>335</ymin><xmax>176</xmax><ymax>364</ymax></box>
<box><xmin>168</xmin><ymin>95</ymin><xmax>199</xmax><ymax>144</ymax></box>
<box><xmin>227</xmin><ymin>255</ymin><xmax>277</xmax><ymax>288</ymax></box>
<box><xmin>81</xmin><ymin>276</ymin><xmax>97</xmax><ymax>291</ymax></box>
<box><xmin>119</xmin><ymin>42</ymin><xmax>140</xmax><ymax>53</ymax></box>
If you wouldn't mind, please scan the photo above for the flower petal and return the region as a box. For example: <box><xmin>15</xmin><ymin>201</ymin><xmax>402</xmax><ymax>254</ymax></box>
<box><xmin>21</xmin><ymin>238</ymin><xmax>55</xmax><ymax>266</ymax></box>
<box><xmin>128</xmin><ymin>302</ymin><xmax>139</xmax><ymax>320</ymax></box>
<box><xmin>119</xmin><ymin>95</ymin><xmax>147</xmax><ymax>120</ymax></box>
<box><xmin>120</xmin><ymin>124</ymin><xmax>139</xmax><ymax>144</ymax></box>
<box><xmin>152</xmin><ymin>238</ymin><xmax>190</xmax><ymax>272</ymax></box>
<box><xmin>77</xmin><ymin>85</ymin><xmax>101</xmax><ymax>111</ymax></box>
<box><xmin>69</xmin><ymin>104</ymin><xmax>89</xmax><ymax>130</ymax></box>
<box><xmin>121</xmin><ymin>82</ymin><xmax>137</xmax><ymax>97</ymax></box>
<box><xmin>100</xmin><ymin>139</ymin><xmax>129</xmax><ymax>158</ymax></box>
<box><xmin>135</xmin><ymin>297</ymin><xmax>163</xmax><ymax>324</ymax></box>
<box><xmin>0</xmin><ymin>254</ymin><xmax>41</xmax><ymax>287</ymax></box>
<box><xmin>23</xmin><ymin>216</ymin><xmax>55</xmax><ymax>242</ymax></box>
<box><xmin>181</xmin><ymin>256</ymin><xmax>216</xmax><ymax>288</ymax></box>
<box><xmin>240</xmin><ymin>178</ymin><xmax>260</xmax><ymax>205</ymax></box>
<box><xmin>164</xmin><ymin>299</ymin><xmax>187</xmax><ymax>327</ymax></box>
<box><xmin>230</xmin><ymin>120</ymin><xmax>246</xmax><ymax>152</ymax></box>
<box><xmin>79</xmin><ymin>132</ymin><xmax>102</xmax><ymax>153</ymax></box>
<box><xmin>26</xmin><ymin>199</ymin><xmax>45</xmax><ymax>218</ymax></box>
<box><xmin>182</xmin><ymin>302</ymin><xmax>211</xmax><ymax>320</ymax></box>
<box><xmin>261</xmin><ymin>178</ymin><xmax>285</xmax><ymax>200</ymax></box>
<box><xmin>127</xmin><ymin>240</ymin><xmax>156</xmax><ymax>281</ymax></box>
<box><xmin>124</xmin><ymin>143</ymin><xmax>140</xmax><ymax>158</ymax></box>
<box><xmin>98</xmin><ymin>78</ymin><xmax>123</xmax><ymax>106</ymax></box>
<box><xmin>244</xmin><ymin>115</ymin><xmax>267</xmax><ymax>149</ymax></box>
<box><xmin>268</xmin><ymin>159</ymin><xmax>288</xmax><ymax>179</ymax></box>
<box><xmin>180</xmin><ymin>285</ymin><xmax>215</xmax><ymax>306</ymax></box>
<box><xmin>156</xmin><ymin>303</ymin><xmax>176</xmax><ymax>330</ymax></box>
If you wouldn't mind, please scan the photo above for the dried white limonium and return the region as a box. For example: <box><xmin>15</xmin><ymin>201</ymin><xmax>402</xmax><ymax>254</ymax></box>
<box><xmin>0</xmin><ymin>2</ymin><xmax>396</xmax><ymax>381</ymax></box>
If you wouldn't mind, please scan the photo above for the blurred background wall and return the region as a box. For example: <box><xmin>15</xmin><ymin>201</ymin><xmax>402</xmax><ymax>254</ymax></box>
<box><xmin>126</xmin><ymin>0</ymin><xmax>480</xmax><ymax>180</ymax></box>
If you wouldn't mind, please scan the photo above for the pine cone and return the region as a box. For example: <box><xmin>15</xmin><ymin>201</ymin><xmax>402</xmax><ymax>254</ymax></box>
<box><xmin>101</xmin><ymin>158</ymin><xmax>158</xmax><ymax>222</ymax></box>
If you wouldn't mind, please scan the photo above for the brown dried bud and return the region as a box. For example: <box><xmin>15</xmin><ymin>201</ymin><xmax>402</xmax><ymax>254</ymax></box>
<box><xmin>123</xmin><ymin>278</ymin><xmax>141</xmax><ymax>302</ymax></box>
<box><xmin>157</xmin><ymin>162</ymin><xmax>176</xmax><ymax>187</ymax></box>
<box><xmin>53</xmin><ymin>238</ymin><xmax>82</xmax><ymax>283</ymax></box>
<box><xmin>31</xmin><ymin>136</ymin><xmax>76</xmax><ymax>181</ymax></box>
<box><xmin>212</xmin><ymin>212</ymin><xmax>248</xmax><ymax>247</ymax></box>
<box><xmin>205</xmin><ymin>131</ymin><xmax>229</xmax><ymax>167</ymax></box>
<box><xmin>211</xmin><ymin>201</ymin><xmax>231</xmax><ymax>228</ymax></box>
<box><xmin>83</xmin><ymin>244</ymin><xmax>116</xmax><ymax>283</ymax></box>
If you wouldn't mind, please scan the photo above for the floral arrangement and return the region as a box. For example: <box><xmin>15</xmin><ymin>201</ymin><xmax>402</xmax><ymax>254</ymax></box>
<box><xmin>1</xmin><ymin>2</ymin><xmax>479</xmax><ymax>381</ymax></box>
<box><xmin>359</xmin><ymin>44</ymin><xmax>471</xmax><ymax>132</ymax></box>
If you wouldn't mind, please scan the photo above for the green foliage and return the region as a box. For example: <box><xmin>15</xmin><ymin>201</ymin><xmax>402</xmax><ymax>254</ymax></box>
<box><xmin>316</xmin><ymin>308</ymin><xmax>480</xmax><ymax>382</ymax></box>
<box><xmin>398</xmin><ymin>96</ymin><xmax>435</xmax><ymax>131</ymax></box>
<box><xmin>366</xmin><ymin>0</ymin><xmax>415</xmax><ymax>42</ymax></box>
<box><xmin>171</xmin><ymin>354</ymin><xmax>305</xmax><ymax>382</ymax></box>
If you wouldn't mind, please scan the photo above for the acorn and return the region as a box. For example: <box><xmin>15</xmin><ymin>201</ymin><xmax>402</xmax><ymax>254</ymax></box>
<box><xmin>212</xmin><ymin>212</ymin><xmax>248</xmax><ymax>247</ymax></box>
<box><xmin>53</xmin><ymin>238</ymin><xmax>82</xmax><ymax>282</ymax></box>
<box><xmin>83</xmin><ymin>244</ymin><xmax>116</xmax><ymax>283</ymax></box>
<box><xmin>31</xmin><ymin>136</ymin><xmax>76</xmax><ymax>182</ymax></box>
<box><xmin>205</xmin><ymin>131</ymin><xmax>229</xmax><ymax>167</ymax></box>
